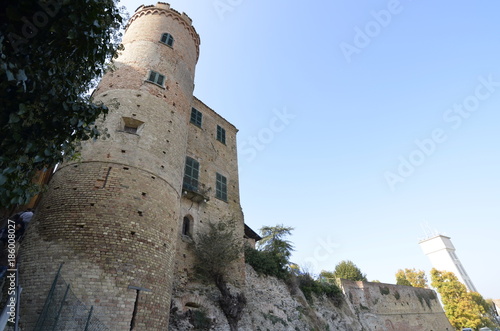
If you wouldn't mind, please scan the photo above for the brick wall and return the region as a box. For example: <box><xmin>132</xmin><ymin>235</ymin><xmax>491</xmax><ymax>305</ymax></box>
<box><xmin>173</xmin><ymin>97</ymin><xmax>245</xmax><ymax>290</ymax></box>
<box><xmin>20</xmin><ymin>162</ymin><xmax>181</xmax><ymax>329</ymax></box>
<box><xmin>19</xmin><ymin>3</ymin><xmax>204</xmax><ymax>330</ymax></box>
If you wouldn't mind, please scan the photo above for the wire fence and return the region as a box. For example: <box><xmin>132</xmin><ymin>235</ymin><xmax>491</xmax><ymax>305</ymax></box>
<box><xmin>34</xmin><ymin>264</ymin><xmax>109</xmax><ymax>331</ymax></box>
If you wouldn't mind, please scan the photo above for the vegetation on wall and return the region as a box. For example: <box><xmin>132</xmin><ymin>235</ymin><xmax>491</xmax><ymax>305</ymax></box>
<box><xmin>321</xmin><ymin>260</ymin><xmax>367</xmax><ymax>282</ymax></box>
<box><xmin>245</xmin><ymin>224</ymin><xmax>294</xmax><ymax>280</ymax></box>
<box><xmin>244</xmin><ymin>246</ymin><xmax>289</xmax><ymax>280</ymax></box>
<box><xmin>297</xmin><ymin>272</ymin><xmax>343</xmax><ymax>307</ymax></box>
<box><xmin>0</xmin><ymin>0</ymin><xmax>125</xmax><ymax>207</ymax></box>
<box><xmin>194</xmin><ymin>221</ymin><xmax>246</xmax><ymax>331</ymax></box>
<box><xmin>257</xmin><ymin>224</ymin><xmax>294</xmax><ymax>260</ymax></box>
<box><xmin>245</xmin><ymin>224</ymin><xmax>343</xmax><ymax>307</ymax></box>
<box><xmin>169</xmin><ymin>306</ymin><xmax>213</xmax><ymax>331</ymax></box>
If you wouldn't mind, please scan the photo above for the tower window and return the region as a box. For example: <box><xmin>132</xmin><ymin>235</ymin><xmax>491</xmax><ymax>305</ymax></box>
<box><xmin>190</xmin><ymin>108</ymin><xmax>202</xmax><ymax>127</ymax></box>
<box><xmin>160</xmin><ymin>33</ymin><xmax>174</xmax><ymax>47</ymax></box>
<box><xmin>182</xmin><ymin>216</ymin><xmax>192</xmax><ymax>237</ymax></box>
<box><xmin>124</xmin><ymin>126</ymin><xmax>137</xmax><ymax>134</ymax></box>
<box><xmin>121</xmin><ymin>117</ymin><xmax>144</xmax><ymax>134</ymax></box>
<box><xmin>183</xmin><ymin>157</ymin><xmax>199</xmax><ymax>191</ymax></box>
<box><xmin>215</xmin><ymin>173</ymin><xmax>227</xmax><ymax>202</ymax></box>
<box><xmin>216</xmin><ymin>125</ymin><xmax>226</xmax><ymax>144</ymax></box>
<box><xmin>146</xmin><ymin>70</ymin><xmax>165</xmax><ymax>87</ymax></box>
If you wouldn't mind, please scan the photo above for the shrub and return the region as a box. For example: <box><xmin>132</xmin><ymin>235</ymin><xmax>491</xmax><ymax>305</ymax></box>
<box><xmin>244</xmin><ymin>246</ymin><xmax>289</xmax><ymax>280</ymax></box>
<box><xmin>194</xmin><ymin>221</ymin><xmax>241</xmax><ymax>282</ymax></box>
<box><xmin>297</xmin><ymin>273</ymin><xmax>342</xmax><ymax>307</ymax></box>
<box><xmin>194</xmin><ymin>221</ymin><xmax>246</xmax><ymax>331</ymax></box>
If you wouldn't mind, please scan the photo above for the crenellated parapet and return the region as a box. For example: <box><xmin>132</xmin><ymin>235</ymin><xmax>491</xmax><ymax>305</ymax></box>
<box><xmin>127</xmin><ymin>2</ymin><xmax>200</xmax><ymax>60</ymax></box>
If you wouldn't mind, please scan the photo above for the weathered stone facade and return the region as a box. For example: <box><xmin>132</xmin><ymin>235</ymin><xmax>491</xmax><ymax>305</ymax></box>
<box><xmin>19</xmin><ymin>3</ymin><xmax>243</xmax><ymax>330</ymax></box>
<box><xmin>340</xmin><ymin>280</ymin><xmax>454</xmax><ymax>331</ymax></box>
<box><xmin>169</xmin><ymin>265</ymin><xmax>454</xmax><ymax>331</ymax></box>
<box><xmin>172</xmin><ymin>96</ymin><xmax>245</xmax><ymax>293</ymax></box>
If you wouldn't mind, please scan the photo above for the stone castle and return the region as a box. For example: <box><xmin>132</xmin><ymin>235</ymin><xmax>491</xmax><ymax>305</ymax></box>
<box><xmin>17</xmin><ymin>3</ymin><xmax>454</xmax><ymax>330</ymax></box>
<box><xmin>20</xmin><ymin>3</ymin><xmax>246</xmax><ymax>329</ymax></box>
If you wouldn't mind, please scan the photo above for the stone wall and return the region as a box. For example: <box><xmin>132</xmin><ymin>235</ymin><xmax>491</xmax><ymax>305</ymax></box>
<box><xmin>340</xmin><ymin>280</ymin><xmax>454</xmax><ymax>331</ymax></box>
<box><xmin>169</xmin><ymin>265</ymin><xmax>453</xmax><ymax>331</ymax></box>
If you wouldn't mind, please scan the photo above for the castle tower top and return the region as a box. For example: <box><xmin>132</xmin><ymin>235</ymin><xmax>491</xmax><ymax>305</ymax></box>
<box><xmin>127</xmin><ymin>2</ymin><xmax>200</xmax><ymax>60</ymax></box>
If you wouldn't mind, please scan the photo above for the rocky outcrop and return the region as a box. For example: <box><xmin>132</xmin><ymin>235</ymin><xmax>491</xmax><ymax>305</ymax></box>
<box><xmin>169</xmin><ymin>265</ymin><xmax>452</xmax><ymax>331</ymax></box>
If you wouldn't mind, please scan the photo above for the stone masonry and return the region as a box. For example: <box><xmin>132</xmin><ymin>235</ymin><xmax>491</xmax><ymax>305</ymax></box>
<box><xmin>340</xmin><ymin>280</ymin><xmax>454</xmax><ymax>331</ymax></box>
<box><xmin>19</xmin><ymin>3</ymin><xmax>244</xmax><ymax>330</ymax></box>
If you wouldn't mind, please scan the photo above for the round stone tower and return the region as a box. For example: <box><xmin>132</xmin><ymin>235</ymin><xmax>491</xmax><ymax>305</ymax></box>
<box><xmin>20</xmin><ymin>3</ymin><xmax>200</xmax><ymax>330</ymax></box>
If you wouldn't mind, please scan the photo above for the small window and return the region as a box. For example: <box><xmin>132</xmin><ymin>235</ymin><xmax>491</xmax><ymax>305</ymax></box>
<box><xmin>216</xmin><ymin>125</ymin><xmax>226</xmax><ymax>144</ymax></box>
<box><xmin>122</xmin><ymin>117</ymin><xmax>144</xmax><ymax>134</ymax></box>
<box><xmin>182</xmin><ymin>216</ymin><xmax>192</xmax><ymax>237</ymax></box>
<box><xmin>124</xmin><ymin>125</ymin><xmax>137</xmax><ymax>134</ymax></box>
<box><xmin>190</xmin><ymin>108</ymin><xmax>202</xmax><ymax>127</ymax></box>
<box><xmin>160</xmin><ymin>33</ymin><xmax>174</xmax><ymax>47</ymax></box>
<box><xmin>183</xmin><ymin>157</ymin><xmax>199</xmax><ymax>191</ymax></box>
<box><xmin>146</xmin><ymin>70</ymin><xmax>165</xmax><ymax>86</ymax></box>
<box><xmin>216</xmin><ymin>173</ymin><xmax>227</xmax><ymax>201</ymax></box>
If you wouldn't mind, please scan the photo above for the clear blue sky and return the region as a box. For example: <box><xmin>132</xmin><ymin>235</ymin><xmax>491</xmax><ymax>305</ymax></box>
<box><xmin>121</xmin><ymin>0</ymin><xmax>500</xmax><ymax>299</ymax></box>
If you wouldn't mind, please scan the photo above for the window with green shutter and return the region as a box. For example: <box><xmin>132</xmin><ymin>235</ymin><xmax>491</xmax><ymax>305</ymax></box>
<box><xmin>183</xmin><ymin>157</ymin><xmax>199</xmax><ymax>191</ymax></box>
<box><xmin>216</xmin><ymin>173</ymin><xmax>227</xmax><ymax>201</ymax></box>
<box><xmin>147</xmin><ymin>70</ymin><xmax>165</xmax><ymax>86</ymax></box>
<box><xmin>160</xmin><ymin>33</ymin><xmax>174</xmax><ymax>47</ymax></box>
<box><xmin>216</xmin><ymin>125</ymin><xmax>226</xmax><ymax>144</ymax></box>
<box><xmin>190</xmin><ymin>108</ymin><xmax>202</xmax><ymax>127</ymax></box>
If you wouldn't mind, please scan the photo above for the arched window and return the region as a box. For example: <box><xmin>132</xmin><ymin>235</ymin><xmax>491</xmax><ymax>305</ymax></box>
<box><xmin>182</xmin><ymin>216</ymin><xmax>192</xmax><ymax>237</ymax></box>
<box><xmin>160</xmin><ymin>33</ymin><xmax>174</xmax><ymax>47</ymax></box>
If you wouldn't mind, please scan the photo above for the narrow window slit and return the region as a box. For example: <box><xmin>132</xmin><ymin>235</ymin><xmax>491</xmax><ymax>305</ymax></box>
<box><xmin>102</xmin><ymin>167</ymin><xmax>112</xmax><ymax>188</ymax></box>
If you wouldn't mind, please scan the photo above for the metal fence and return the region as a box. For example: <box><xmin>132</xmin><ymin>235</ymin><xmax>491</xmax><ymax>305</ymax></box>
<box><xmin>34</xmin><ymin>265</ymin><xmax>109</xmax><ymax>331</ymax></box>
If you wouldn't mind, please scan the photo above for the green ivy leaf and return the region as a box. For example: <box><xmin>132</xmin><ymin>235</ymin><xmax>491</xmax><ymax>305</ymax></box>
<box><xmin>9</xmin><ymin>113</ymin><xmax>20</xmax><ymax>123</ymax></box>
<box><xmin>18</xmin><ymin>103</ymin><xmax>27</xmax><ymax>115</ymax></box>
